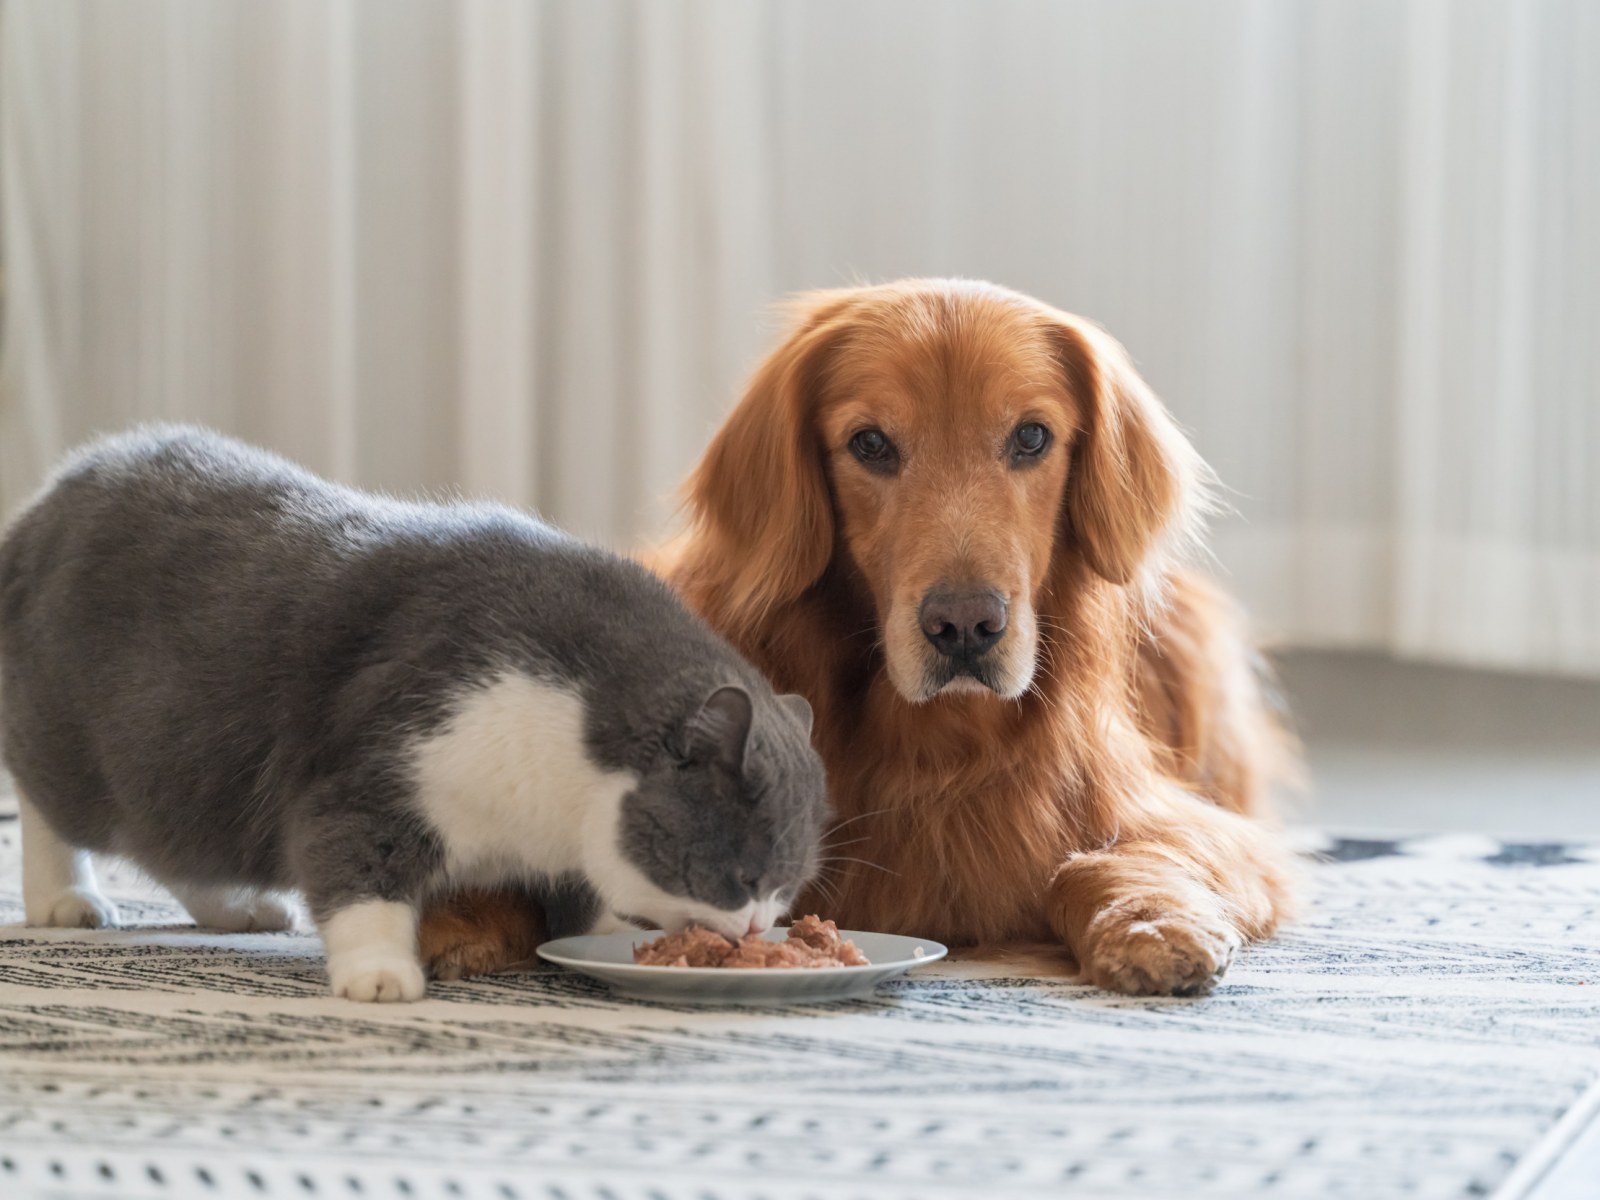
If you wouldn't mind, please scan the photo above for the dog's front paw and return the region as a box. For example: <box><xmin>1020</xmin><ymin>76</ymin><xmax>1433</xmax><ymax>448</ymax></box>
<box><xmin>1080</xmin><ymin>900</ymin><xmax>1241</xmax><ymax>997</ymax></box>
<box><xmin>329</xmin><ymin>953</ymin><xmax>427</xmax><ymax>1003</ymax></box>
<box><xmin>427</xmin><ymin>938</ymin><xmax>522</xmax><ymax>983</ymax></box>
<box><xmin>419</xmin><ymin>889</ymin><xmax>545</xmax><ymax>981</ymax></box>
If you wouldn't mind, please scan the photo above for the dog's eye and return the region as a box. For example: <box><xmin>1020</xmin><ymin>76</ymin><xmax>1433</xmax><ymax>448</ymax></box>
<box><xmin>1011</xmin><ymin>422</ymin><xmax>1050</xmax><ymax>461</ymax></box>
<box><xmin>849</xmin><ymin>429</ymin><xmax>897</xmax><ymax>470</ymax></box>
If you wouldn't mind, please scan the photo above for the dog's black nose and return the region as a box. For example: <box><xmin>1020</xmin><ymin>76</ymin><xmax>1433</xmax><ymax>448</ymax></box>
<box><xmin>919</xmin><ymin>586</ymin><xmax>1008</xmax><ymax>658</ymax></box>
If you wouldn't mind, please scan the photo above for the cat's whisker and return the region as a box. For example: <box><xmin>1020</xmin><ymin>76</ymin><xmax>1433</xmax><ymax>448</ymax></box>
<box><xmin>818</xmin><ymin>834</ymin><xmax>872</xmax><ymax>852</ymax></box>
<box><xmin>815</xmin><ymin>855</ymin><xmax>897</xmax><ymax>877</ymax></box>
<box><xmin>825</xmin><ymin>806</ymin><xmax>893</xmax><ymax>835</ymax></box>
<box><xmin>806</xmin><ymin>874</ymin><xmax>840</xmax><ymax>907</ymax></box>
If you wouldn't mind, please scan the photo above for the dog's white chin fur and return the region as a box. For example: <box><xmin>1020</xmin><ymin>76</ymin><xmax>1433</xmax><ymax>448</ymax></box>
<box><xmin>892</xmin><ymin>651</ymin><xmax>1039</xmax><ymax>704</ymax></box>
<box><xmin>940</xmin><ymin>676</ymin><xmax>996</xmax><ymax>698</ymax></box>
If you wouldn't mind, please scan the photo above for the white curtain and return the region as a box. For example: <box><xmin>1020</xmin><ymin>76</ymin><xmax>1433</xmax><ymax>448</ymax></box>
<box><xmin>0</xmin><ymin>0</ymin><xmax>777</xmax><ymax>543</ymax></box>
<box><xmin>3</xmin><ymin>0</ymin><xmax>1597</xmax><ymax>675</ymax></box>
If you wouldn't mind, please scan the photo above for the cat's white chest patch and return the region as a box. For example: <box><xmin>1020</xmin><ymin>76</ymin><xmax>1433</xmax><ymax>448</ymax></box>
<box><xmin>407</xmin><ymin>672</ymin><xmax>635</xmax><ymax>884</ymax></box>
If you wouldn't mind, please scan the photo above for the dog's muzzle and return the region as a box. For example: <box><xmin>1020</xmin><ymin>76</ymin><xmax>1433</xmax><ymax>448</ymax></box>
<box><xmin>919</xmin><ymin>585</ymin><xmax>1008</xmax><ymax>690</ymax></box>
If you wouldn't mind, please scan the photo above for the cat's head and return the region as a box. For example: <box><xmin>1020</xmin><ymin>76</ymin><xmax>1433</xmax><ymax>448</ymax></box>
<box><xmin>603</xmin><ymin>683</ymin><xmax>828</xmax><ymax>939</ymax></box>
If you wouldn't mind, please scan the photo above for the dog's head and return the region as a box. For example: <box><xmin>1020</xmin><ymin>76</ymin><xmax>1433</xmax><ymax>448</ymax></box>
<box><xmin>685</xmin><ymin>279</ymin><xmax>1206</xmax><ymax>704</ymax></box>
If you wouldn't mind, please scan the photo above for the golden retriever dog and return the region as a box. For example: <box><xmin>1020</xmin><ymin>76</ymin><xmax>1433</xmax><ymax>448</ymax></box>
<box><xmin>420</xmin><ymin>279</ymin><xmax>1299</xmax><ymax>995</ymax></box>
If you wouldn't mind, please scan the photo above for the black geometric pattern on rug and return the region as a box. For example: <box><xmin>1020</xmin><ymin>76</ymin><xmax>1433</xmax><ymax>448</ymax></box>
<box><xmin>1313</xmin><ymin>837</ymin><xmax>1410</xmax><ymax>864</ymax></box>
<box><xmin>1481</xmin><ymin>842</ymin><xmax>1588</xmax><ymax>869</ymax></box>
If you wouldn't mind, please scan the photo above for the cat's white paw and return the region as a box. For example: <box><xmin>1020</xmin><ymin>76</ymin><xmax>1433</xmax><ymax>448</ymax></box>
<box><xmin>329</xmin><ymin>953</ymin><xmax>427</xmax><ymax>1003</ymax></box>
<box><xmin>28</xmin><ymin>886</ymin><xmax>121</xmax><ymax>929</ymax></box>
<box><xmin>321</xmin><ymin>899</ymin><xmax>425</xmax><ymax>1002</ymax></box>
<box><xmin>236</xmin><ymin>895</ymin><xmax>300</xmax><ymax>933</ymax></box>
<box><xmin>19</xmin><ymin>795</ymin><xmax>117</xmax><ymax>929</ymax></box>
<box><xmin>180</xmin><ymin>888</ymin><xmax>299</xmax><ymax>933</ymax></box>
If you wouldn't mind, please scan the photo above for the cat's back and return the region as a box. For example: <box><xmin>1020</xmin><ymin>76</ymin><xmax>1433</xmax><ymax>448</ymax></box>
<box><xmin>356</xmin><ymin>503</ymin><xmax>739</xmax><ymax>694</ymax></box>
<box><xmin>0</xmin><ymin>426</ymin><xmax>404</xmax><ymax>688</ymax></box>
<box><xmin>0</xmin><ymin>423</ymin><xmax>742</xmax><ymax>712</ymax></box>
<box><xmin>3</xmin><ymin>425</ymin><xmax>354</xmax><ymax>577</ymax></box>
<box><xmin>9</xmin><ymin>426</ymin><xmax>276</xmax><ymax>568</ymax></box>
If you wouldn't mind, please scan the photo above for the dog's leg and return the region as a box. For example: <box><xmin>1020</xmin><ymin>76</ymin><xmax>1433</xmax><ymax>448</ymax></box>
<box><xmin>418</xmin><ymin>887</ymin><xmax>547</xmax><ymax>980</ymax></box>
<box><xmin>1048</xmin><ymin>848</ymin><xmax>1244</xmax><ymax>995</ymax></box>
<box><xmin>1047</xmin><ymin>787</ymin><xmax>1297</xmax><ymax>996</ymax></box>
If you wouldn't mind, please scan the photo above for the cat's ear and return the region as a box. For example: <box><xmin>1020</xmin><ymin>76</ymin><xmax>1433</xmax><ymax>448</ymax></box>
<box><xmin>680</xmin><ymin>685</ymin><xmax>754</xmax><ymax>770</ymax></box>
<box><xmin>777</xmin><ymin>693</ymin><xmax>813</xmax><ymax>739</ymax></box>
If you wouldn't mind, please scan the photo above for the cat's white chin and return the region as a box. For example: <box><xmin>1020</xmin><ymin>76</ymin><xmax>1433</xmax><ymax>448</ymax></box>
<box><xmin>612</xmin><ymin>890</ymin><xmax>787</xmax><ymax>942</ymax></box>
<box><xmin>632</xmin><ymin>897</ymin><xmax>753</xmax><ymax>941</ymax></box>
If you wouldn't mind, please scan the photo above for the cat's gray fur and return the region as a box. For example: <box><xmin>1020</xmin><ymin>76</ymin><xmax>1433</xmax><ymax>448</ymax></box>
<box><xmin>0</xmin><ymin>427</ymin><xmax>827</xmax><ymax>996</ymax></box>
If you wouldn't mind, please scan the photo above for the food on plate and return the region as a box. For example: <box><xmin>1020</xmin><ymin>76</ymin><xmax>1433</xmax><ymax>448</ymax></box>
<box><xmin>632</xmin><ymin>915</ymin><xmax>870</xmax><ymax>968</ymax></box>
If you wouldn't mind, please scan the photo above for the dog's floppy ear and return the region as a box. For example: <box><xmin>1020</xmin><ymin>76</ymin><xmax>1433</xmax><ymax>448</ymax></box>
<box><xmin>681</xmin><ymin>292</ymin><xmax>855</xmax><ymax>637</ymax></box>
<box><xmin>1048</xmin><ymin>314</ymin><xmax>1207</xmax><ymax>588</ymax></box>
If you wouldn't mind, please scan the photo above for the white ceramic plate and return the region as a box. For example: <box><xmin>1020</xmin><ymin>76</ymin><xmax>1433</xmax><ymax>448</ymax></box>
<box><xmin>537</xmin><ymin>928</ymin><xmax>948</xmax><ymax>1004</ymax></box>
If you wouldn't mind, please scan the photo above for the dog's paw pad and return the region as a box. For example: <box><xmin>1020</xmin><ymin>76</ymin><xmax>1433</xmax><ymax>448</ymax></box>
<box><xmin>29</xmin><ymin>887</ymin><xmax>121</xmax><ymax>930</ymax></box>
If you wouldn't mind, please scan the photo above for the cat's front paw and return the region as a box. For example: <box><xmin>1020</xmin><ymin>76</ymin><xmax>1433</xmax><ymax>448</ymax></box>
<box><xmin>27</xmin><ymin>886</ymin><xmax>121</xmax><ymax>929</ymax></box>
<box><xmin>1079</xmin><ymin>900</ymin><xmax>1241</xmax><ymax>997</ymax></box>
<box><xmin>320</xmin><ymin>899</ymin><xmax>426</xmax><ymax>1001</ymax></box>
<box><xmin>329</xmin><ymin>952</ymin><xmax>427</xmax><ymax>1003</ymax></box>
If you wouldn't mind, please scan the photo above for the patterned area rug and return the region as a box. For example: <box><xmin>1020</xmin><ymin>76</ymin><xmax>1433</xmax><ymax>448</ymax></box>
<box><xmin>2</xmin><ymin>784</ymin><xmax>1598</xmax><ymax>1200</ymax></box>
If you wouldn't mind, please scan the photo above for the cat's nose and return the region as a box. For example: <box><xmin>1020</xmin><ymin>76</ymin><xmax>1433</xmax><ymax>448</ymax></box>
<box><xmin>746</xmin><ymin>916</ymin><xmax>767</xmax><ymax>936</ymax></box>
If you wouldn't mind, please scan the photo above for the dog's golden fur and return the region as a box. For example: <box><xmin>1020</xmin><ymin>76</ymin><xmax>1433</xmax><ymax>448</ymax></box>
<box><xmin>421</xmin><ymin>279</ymin><xmax>1299</xmax><ymax>995</ymax></box>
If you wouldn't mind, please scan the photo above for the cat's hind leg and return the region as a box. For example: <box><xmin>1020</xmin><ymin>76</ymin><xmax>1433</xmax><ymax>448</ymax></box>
<box><xmin>19</xmin><ymin>788</ymin><xmax>120</xmax><ymax>928</ymax></box>
<box><xmin>320</xmin><ymin>899</ymin><xmax>426</xmax><ymax>1002</ymax></box>
<box><xmin>170</xmin><ymin>883</ymin><xmax>299</xmax><ymax>933</ymax></box>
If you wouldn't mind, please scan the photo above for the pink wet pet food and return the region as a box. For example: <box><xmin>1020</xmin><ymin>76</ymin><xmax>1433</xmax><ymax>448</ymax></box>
<box><xmin>632</xmin><ymin>915</ymin><xmax>871</xmax><ymax>968</ymax></box>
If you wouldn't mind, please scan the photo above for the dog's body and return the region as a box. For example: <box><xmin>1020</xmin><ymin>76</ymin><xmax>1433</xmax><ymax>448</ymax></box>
<box><xmin>422</xmin><ymin>279</ymin><xmax>1299</xmax><ymax>994</ymax></box>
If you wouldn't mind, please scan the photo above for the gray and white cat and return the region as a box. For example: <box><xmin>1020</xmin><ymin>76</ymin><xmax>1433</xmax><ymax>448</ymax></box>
<box><xmin>0</xmin><ymin>428</ymin><xmax>827</xmax><ymax>1001</ymax></box>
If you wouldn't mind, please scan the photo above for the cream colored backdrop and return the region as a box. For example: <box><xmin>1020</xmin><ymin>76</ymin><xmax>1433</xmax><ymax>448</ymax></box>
<box><xmin>3</xmin><ymin>0</ymin><xmax>1597</xmax><ymax>675</ymax></box>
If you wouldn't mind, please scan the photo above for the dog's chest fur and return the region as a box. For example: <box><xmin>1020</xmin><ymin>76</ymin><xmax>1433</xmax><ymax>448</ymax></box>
<box><xmin>804</xmin><ymin>747</ymin><xmax>1069</xmax><ymax>946</ymax></box>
